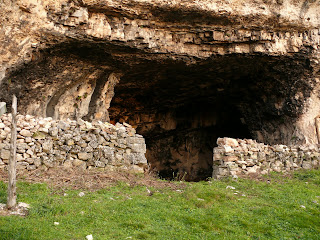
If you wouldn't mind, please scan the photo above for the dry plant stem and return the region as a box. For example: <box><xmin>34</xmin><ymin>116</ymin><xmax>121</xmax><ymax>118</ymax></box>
<box><xmin>7</xmin><ymin>95</ymin><xmax>17</xmax><ymax>209</ymax></box>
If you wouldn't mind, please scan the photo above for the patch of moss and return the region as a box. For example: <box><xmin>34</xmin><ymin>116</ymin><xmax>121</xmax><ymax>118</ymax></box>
<box><xmin>32</xmin><ymin>131</ymin><xmax>46</xmax><ymax>139</ymax></box>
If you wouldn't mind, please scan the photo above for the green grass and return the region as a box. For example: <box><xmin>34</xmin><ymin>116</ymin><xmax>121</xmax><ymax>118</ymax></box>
<box><xmin>0</xmin><ymin>170</ymin><xmax>320</xmax><ymax>240</ymax></box>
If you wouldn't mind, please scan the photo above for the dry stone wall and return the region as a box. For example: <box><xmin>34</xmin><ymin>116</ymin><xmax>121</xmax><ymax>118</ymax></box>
<box><xmin>0</xmin><ymin>114</ymin><xmax>147</xmax><ymax>172</ymax></box>
<box><xmin>213</xmin><ymin>137</ymin><xmax>320</xmax><ymax>179</ymax></box>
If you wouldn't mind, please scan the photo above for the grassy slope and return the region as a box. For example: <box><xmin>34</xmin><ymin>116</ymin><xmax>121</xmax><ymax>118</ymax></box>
<box><xmin>0</xmin><ymin>170</ymin><xmax>319</xmax><ymax>240</ymax></box>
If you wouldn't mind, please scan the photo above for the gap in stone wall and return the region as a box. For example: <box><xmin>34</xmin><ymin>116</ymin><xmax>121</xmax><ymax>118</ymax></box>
<box><xmin>143</xmin><ymin>103</ymin><xmax>252</xmax><ymax>181</ymax></box>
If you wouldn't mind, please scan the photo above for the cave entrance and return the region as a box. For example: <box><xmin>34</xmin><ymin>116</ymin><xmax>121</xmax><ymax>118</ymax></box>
<box><xmin>108</xmin><ymin>56</ymin><xmax>264</xmax><ymax>181</ymax></box>
<box><xmin>108</xmin><ymin>52</ymin><xmax>311</xmax><ymax>181</ymax></box>
<box><xmin>2</xmin><ymin>42</ymin><xmax>310</xmax><ymax>181</ymax></box>
<box><xmin>110</xmin><ymin>94</ymin><xmax>251</xmax><ymax>182</ymax></box>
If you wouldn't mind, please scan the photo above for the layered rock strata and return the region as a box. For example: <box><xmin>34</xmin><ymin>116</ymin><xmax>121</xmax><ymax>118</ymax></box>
<box><xmin>0</xmin><ymin>114</ymin><xmax>147</xmax><ymax>172</ymax></box>
<box><xmin>213</xmin><ymin>137</ymin><xmax>320</xmax><ymax>179</ymax></box>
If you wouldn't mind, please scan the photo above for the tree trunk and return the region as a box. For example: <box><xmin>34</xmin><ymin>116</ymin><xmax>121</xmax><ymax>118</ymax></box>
<box><xmin>7</xmin><ymin>95</ymin><xmax>17</xmax><ymax>209</ymax></box>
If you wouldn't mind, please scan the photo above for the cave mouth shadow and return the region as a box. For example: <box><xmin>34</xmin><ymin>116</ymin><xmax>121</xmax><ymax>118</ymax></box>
<box><xmin>142</xmin><ymin>102</ymin><xmax>252</xmax><ymax>182</ymax></box>
<box><xmin>111</xmin><ymin>98</ymin><xmax>252</xmax><ymax>182</ymax></box>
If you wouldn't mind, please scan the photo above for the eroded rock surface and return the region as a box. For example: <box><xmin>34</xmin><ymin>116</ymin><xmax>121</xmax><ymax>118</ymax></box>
<box><xmin>1</xmin><ymin>0</ymin><xmax>320</xmax><ymax>180</ymax></box>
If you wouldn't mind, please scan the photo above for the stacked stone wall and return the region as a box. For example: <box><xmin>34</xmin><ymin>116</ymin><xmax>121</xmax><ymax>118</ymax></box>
<box><xmin>213</xmin><ymin>137</ymin><xmax>320</xmax><ymax>179</ymax></box>
<box><xmin>0</xmin><ymin>114</ymin><xmax>147</xmax><ymax>172</ymax></box>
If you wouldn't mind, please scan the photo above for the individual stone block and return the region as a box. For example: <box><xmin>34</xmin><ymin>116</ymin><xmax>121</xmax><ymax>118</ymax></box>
<box><xmin>48</xmin><ymin>127</ymin><xmax>58</xmax><ymax>137</ymax></box>
<box><xmin>1</xmin><ymin>149</ymin><xmax>10</xmax><ymax>160</ymax></box>
<box><xmin>100</xmin><ymin>131</ymin><xmax>110</xmax><ymax>141</ymax></box>
<box><xmin>42</xmin><ymin>141</ymin><xmax>53</xmax><ymax>153</ymax></box>
<box><xmin>223</xmin><ymin>145</ymin><xmax>234</xmax><ymax>153</ymax></box>
<box><xmin>64</xmin><ymin>134</ymin><xmax>73</xmax><ymax>141</ymax></box>
<box><xmin>246</xmin><ymin>165</ymin><xmax>259</xmax><ymax>173</ymax></box>
<box><xmin>225</xmin><ymin>162</ymin><xmax>239</xmax><ymax>171</ymax></box>
<box><xmin>130</xmin><ymin>143</ymin><xmax>146</xmax><ymax>153</ymax></box>
<box><xmin>95</xmin><ymin>161</ymin><xmax>105</xmax><ymax>168</ymax></box>
<box><xmin>246</xmin><ymin>159</ymin><xmax>255</xmax><ymax>167</ymax></box>
<box><xmin>73</xmin><ymin>135</ymin><xmax>82</xmax><ymax>142</ymax></box>
<box><xmin>131</xmin><ymin>165</ymin><xmax>144</xmax><ymax>173</ymax></box>
<box><xmin>223</xmin><ymin>156</ymin><xmax>239</xmax><ymax>162</ymax></box>
<box><xmin>54</xmin><ymin>153</ymin><xmax>65</xmax><ymax>161</ymax></box>
<box><xmin>78</xmin><ymin>140</ymin><xmax>87</xmax><ymax>148</ymax></box>
<box><xmin>17</xmin><ymin>162</ymin><xmax>29</xmax><ymax>170</ymax></box>
<box><xmin>60</xmin><ymin>145</ymin><xmax>71</xmax><ymax>152</ymax></box>
<box><xmin>73</xmin><ymin>159</ymin><xmax>87</xmax><ymax>170</ymax></box>
<box><xmin>78</xmin><ymin>152</ymin><xmax>93</xmax><ymax>160</ymax></box>
<box><xmin>66</xmin><ymin>139</ymin><xmax>75</xmax><ymax>146</ymax></box>
<box><xmin>217</xmin><ymin>137</ymin><xmax>239</xmax><ymax>147</ymax></box>
<box><xmin>63</xmin><ymin>160</ymin><xmax>73</xmax><ymax>169</ymax></box>
<box><xmin>42</xmin><ymin>156</ymin><xmax>54</xmax><ymax>168</ymax></box>
<box><xmin>88</xmin><ymin>140</ymin><xmax>99</xmax><ymax>149</ymax></box>
<box><xmin>128</xmin><ymin>153</ymin><xmax>147</xmax><ymax>165</ymax></box>
<box><xmin>25</xmin><ymin>158</ymin><xmax>34</xmax><ymax>164</ymax></box>
<box><xmin>16</xmin><ymin>154</ymin><xmax>24</xmax><ymax>161</ymax></box>
<box><xmin>70</xmin><ymin>145</ymin><xmax>81</xmax><ymax>154</ymax></box>
<box><xmin>302</xmin><ymin>161</ymin><xmax>312</xmax><ymax>169</ymax></box>
<box><xmin>34</xmin><ymin>158</ymin><xmax>41</xmax><ymax>167</ymax></box>
<box><xmin>32</xmin><ymin>131</ymin><xmax>46</xmax><ymax>140</ymax></box>
<box><xmin>0</xmin><ymin>130</ymin><xmax>7</xmax><ymax>140</ymax></box>
<box><xmin>57</xmin><ymin>121</ymin><xmax>70</xmax><ymax>131</ymax></box>
<box><xmin>213</xmin><ymin>31</ymin><xmax>224</xmax><ymax>41</ymax></box>
<box><xmin>83</xmin><ymin>146</ymin><xmax>93</xmax><ymax>153</ymax></box>
<box><xmin>27</xmin><ymin>165</ymin><xmax>37</xmax><ymax>170</ymax></box>
<box><xmin>0</xmin><ymin>102</ymin><xmax>6</xmax><ymax>117</ymax></box>
<box><xmin>19</xmin><ymin>129</ymin><xmax>32</xmax><ymax>137</ymax></box>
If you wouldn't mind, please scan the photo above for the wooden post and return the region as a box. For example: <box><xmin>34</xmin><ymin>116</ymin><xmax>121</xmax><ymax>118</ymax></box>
<box><xmin>7</xmin><ymin>95</ymin><xmax>17</xmax><ymax>209</ymax></box>
<box><xmin>315</xmin><ymin>116</ymin><xmax>320</xmax><ymax>144</ymax></box>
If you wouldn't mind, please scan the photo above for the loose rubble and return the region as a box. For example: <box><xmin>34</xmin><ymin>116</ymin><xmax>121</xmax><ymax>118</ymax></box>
<box><xmin>0</xmin><ymin>114</ymin><xmax>147</xmax><ymax>172</ymax></box>
<box><xmin>213</xmin><ymin>137</ymin><xmax>320</xmax><ymax>179</ymax></box>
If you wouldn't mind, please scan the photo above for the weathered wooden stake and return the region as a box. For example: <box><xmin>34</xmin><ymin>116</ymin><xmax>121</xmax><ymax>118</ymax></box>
<box><xmin>7</xmin><ymin>95</ymin><xmax>17</xmax><ymax>209</ymax></box>
<box><xmin>315</xmin><ymin>116</ymin><xmax>320</xmax><ymax>144</ymax></box>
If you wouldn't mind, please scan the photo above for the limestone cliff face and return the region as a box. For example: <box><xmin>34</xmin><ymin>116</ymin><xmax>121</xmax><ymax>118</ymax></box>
<box><xmin>1</xmin><ymin>0</ymin><xmax>320</xmax><ymax>180</ymax></box>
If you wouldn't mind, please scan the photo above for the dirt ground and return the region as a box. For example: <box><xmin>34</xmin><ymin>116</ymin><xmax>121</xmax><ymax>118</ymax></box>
<box><xmin>0</xmin><ymin>167</ymin><xmax>185</xmax><ymax>191</ymax></box>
